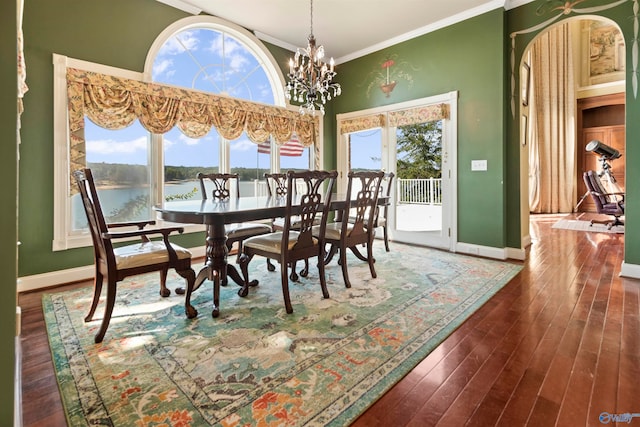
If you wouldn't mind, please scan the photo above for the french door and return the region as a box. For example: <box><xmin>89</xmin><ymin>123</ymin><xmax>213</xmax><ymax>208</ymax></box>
<box><xmin>336</xmin><ymin>92</ymin><xmax>457</xmax><ymax>251</ymax></box>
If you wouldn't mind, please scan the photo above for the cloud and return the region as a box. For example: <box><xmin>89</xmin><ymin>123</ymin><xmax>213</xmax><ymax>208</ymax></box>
<box><xmin>158</xmin><ymin>31</ymin><xmax>199</xmax><ymax>57</ymax></box>
<box><xmin>152</xmin><ymin>59</ymin><xmax>174</xmax><ymax>80</ymax></box>
<box><xmin>87</xmin><ymin>136</ymin><xmax>148</xmax><ymax>155</ymax></box>
<box><xmin>208</xmin><ymin>34</ymin><xmax>251</xmax><ymax>71</ymax></box>
<box><xmin>179</xmin><ymin>134</ymin><xmax>201</xmax><ymax>146</ymax></box>
<box><xmin>230</xmin><ymin>138</ymin><xmax>256</xmax><ymax>152</ymax></box>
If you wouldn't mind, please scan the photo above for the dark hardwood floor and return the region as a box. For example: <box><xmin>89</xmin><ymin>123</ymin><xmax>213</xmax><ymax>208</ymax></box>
<box><xmin>19</xmin><ymin>214</ymin><xmax>639</xmax><ymax>426</ymax></box>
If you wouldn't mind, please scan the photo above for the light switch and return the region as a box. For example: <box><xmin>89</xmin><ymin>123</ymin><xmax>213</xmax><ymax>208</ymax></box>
<box><xmin>471</xmin><ymin>160</ymin><xmax>487</xmax><ymax>171</ymax></box>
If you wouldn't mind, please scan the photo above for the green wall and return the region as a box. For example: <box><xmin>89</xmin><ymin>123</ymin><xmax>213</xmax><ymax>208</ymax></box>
<box><xmin>0</xmin><ymin>0</ymin><xmax>17</xmax><ymax>424</ymax></box>
<box><xmin>334</xmin><ymin>9</ymin><xmax>508</xmax><ymax>248</ymax></box>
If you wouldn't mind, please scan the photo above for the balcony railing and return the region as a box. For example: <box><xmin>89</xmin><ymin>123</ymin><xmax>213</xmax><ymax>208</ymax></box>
<box><xmin>397</xmin><ymin>178</ymin><xmax>442</xmax><ymax>205</ymax></box>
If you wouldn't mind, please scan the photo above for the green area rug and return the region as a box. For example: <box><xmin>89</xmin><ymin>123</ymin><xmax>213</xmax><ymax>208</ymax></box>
<box><xmin>44</xmin><ymin>243</ymin><xmax>522</xmax><ymax>426</ymax></box>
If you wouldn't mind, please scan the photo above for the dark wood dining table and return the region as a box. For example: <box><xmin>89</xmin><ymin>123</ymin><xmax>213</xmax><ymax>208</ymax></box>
<box><xmin>155</xmin><ymin>194</ymin><xmax>388</xmax><ymax>319</ymax></box>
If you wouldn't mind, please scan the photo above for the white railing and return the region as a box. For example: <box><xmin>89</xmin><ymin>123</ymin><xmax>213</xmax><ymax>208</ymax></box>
<box><xmin>397</xmin><ymin>178</ymin><xmax>442</xmax><ymax>205</ymax></box>
<box><xmin>253</xmin><ymin>180</ymin><xmax>270</xmax><ymax>197</ymax></box>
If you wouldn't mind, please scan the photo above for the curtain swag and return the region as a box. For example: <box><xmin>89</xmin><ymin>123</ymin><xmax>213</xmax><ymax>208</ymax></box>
<box><xmin>339</xmin><ymin>114</ymin><xmax>386</xmax><ymax>134</ymax></box>
<box><xmin>339</xmin><ymin>104</ymin><xmax>449</xmax><ymax>136</ymax></box>
<box><xmin>66</xmin><ymin>68</ymin><xmax>319</xmax><ymax>186</ymax></box>
<box><xmin>388</xmin><ymin>103</ymin><xmax>449</xmax><ymax>127</ymax></box>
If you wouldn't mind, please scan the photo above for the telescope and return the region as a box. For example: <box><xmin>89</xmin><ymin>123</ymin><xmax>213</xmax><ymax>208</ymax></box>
<box><xmin>586</xmin><ymin>140</ymin><xmax>621</xmax><ymax>160</ymax></box>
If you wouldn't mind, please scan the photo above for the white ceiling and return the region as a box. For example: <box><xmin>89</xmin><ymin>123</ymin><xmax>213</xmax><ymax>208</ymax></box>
<box><xmin>156</xmin><ymin>0</ymin><xmax>530</xmax><ymax>63</ymax></box>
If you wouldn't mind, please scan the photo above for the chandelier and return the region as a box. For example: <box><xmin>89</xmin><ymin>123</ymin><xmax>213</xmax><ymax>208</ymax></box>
<box><xmin>285</xmin><ymin>0</ymin><xmax>341</xmax><ymax>115</ymax></box>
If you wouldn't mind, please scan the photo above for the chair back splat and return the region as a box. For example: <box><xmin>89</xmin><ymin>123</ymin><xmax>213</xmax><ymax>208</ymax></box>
<box><xmin>264</xmin><ymin>172</ymin><xmax>289</xmax><ymax>198</ymax></box>
<box><xmin>197</xmin><ymin>172</ymin><xmax>239</xmax><ymax>200</ymax></box>
<box><xmin>238</xmin><ymin>170</ymin><xmax>337</xmax><ymax>314</ymax></box>
<box><xmin>73</xmin><ymin>168</ymin><xmax>195</xmax><ymax>343</ymax></box>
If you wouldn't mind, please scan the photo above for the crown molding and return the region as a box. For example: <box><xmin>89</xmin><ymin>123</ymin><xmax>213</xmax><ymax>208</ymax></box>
<box><xmin>155</xmin><ymin>0</ymin><xmax>202</xmax><ymax>15</ymax></box>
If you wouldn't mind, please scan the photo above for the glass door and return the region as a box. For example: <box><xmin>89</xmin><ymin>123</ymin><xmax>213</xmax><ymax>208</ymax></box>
<box><xmin>391</xmin><ymin>120</ymin><xmax>452</xmax><ymax>249</ymax></box>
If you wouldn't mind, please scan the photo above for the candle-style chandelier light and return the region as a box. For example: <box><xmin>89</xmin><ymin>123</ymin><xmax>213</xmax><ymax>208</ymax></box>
<box><xmin>285</xmin><ymin>0</ymin><xmax>341</xmax><ymax>115</ymax></box>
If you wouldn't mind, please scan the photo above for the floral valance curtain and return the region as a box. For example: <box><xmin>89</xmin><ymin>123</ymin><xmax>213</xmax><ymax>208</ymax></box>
<box><xmin>339</xmin><ymin>114</ymin><xmax>386</xmax><ymax>134</ymax></box>
<box><xmin>66</xmin><ymin>67</ymin><xmax>318</xmax><ymax>182</ymax></box>
<box><xmin>388</xmin><ymin>103</ymin><xmax>449</xmax><ymax>127</ymax></box>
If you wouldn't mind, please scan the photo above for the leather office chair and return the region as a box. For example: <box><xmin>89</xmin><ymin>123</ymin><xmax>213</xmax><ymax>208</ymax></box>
<box><xmin>73</xmin><ymin>168</ymin><xmax>195</xmax><ymax>343</ymax></box>
<box><xmin>583</xmin><ymin>170</ymin><xmax>625</xmax><ymax>229</ymax></box>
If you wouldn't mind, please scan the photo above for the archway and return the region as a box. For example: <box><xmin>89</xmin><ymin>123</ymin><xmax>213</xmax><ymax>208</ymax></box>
<box><xmin>519</xmin><ymin>16</ymin><xmax>626</xmax><ymax>240</ymax></box>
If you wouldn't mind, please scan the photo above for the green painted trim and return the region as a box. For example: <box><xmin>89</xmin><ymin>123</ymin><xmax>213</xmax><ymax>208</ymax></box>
<box><xmin>0</xmin><ymin>0</ymin><xmax>18</xmax><ymax>424</ymax></box>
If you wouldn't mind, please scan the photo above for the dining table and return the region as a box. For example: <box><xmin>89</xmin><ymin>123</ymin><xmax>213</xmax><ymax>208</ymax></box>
<box><xmin>155</xmin><ymin>193</ymin><xmax>389</xmax><ymax>319</ymax></box>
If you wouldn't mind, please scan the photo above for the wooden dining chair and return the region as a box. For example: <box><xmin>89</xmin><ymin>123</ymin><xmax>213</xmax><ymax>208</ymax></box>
<box><xmin>238</xmin><ymin>170</ymin><xmax>337</xmax><ymax>313</ymax></box>
<box><xmin>263</xmin><ymin>172</ymin><xmax>321</xmax><ymax>278</ymax></box>
<box><xmin>73</xmin><ymin>168</ymin><xmax>196</xmax><ymax>343</ymax></box>
<box><xmin>348</xmin><ymin>171</ymin><xmax>394</xmax><ymax>252</ymax></box>
<box><xmin>319</xmin><ymin>170</ymin><xmax>384</xmax><ymax>288</ymax></box>
<box><xmin>196</xmin><ymin>172</ymin><xmax>272</xmax><ymax>268</ymax></box>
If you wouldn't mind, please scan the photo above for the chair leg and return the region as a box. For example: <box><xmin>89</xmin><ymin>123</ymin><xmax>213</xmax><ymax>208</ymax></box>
<box><xmin>211</xmin><ymin>269</ymin><xmax>221</xmax><ymax>318</ymax></box>
<box><xmin>300</xmin><ymin>259</ymin><xmax>310</xmax><ymax>277</ymax></box>
<box><xmin>383</xmin><ymin>226</ymin><xmax>390</xmax><ymax>252</ymax></box>
<box><xmin>324</xmin><ymin>243</ymin><xmax>338</xmax><ymax>265</ymax></box>
<box><xmin>238</xmin><ymin>253</ymin><xmax>255</xmax><ymax>298</ymax></box>
<box><xmin>339</xmin><ymin>247</ymin><xmax>352</xmax><ymax>288</ymax></box>
<box><xmin>290</xmin><ymin>261</ymin><xmax>299</xmax><ymax>281</ymax></box>
<box><xmin>367</xmin><ymin>240</ymin><xmax>377</xmax><ymax>279</ymax></box>
<box><xmin>94</xmin><ymin>279</ymin><xmax>117</xmax><ymax>343</ymax></box>
<box><xmin>159</xmin><ymin>268</ymin><xmax>170</xmax><ymax>297</ymax></box>
<box><xmin>281</xmin><ymin>261</ymin><xmax>293</xmax><ymax>313</ymax></box>
<box><xmin>266</xmin><ymin>258</ymin><xmax>276</xmax><ymax>271</ymax></box>
<box><xmin>176</xmin><ymin>267</ymin><xmax>197</xmax><ymax>319</ymax></box>
<box><xmin>85</xmin><ymin>270</ymin><xmax>103</xmax><ymax>322</ymax></box>
<box><xmin>317</xmin><ymin>252</ymin><xmax>330</xmax><ymax>299</ymax></box>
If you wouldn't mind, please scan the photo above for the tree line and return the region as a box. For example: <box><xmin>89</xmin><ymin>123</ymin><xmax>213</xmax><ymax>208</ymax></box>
<box><xmin>88</xmin><ymin>162</ymin><xmax>271</xmax><ymax>185</ymax></box>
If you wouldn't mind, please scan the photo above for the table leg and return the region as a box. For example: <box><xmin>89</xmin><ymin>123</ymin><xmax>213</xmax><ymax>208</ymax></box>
<box><xmin>200</xmin><ymin>223</ymin><xmax>227</xmax><ymax>318</ymax></box>
<box><xmin>188</xmin><ymin>223</ymin><xmax>260</xmax><ymax>317</ymax></box>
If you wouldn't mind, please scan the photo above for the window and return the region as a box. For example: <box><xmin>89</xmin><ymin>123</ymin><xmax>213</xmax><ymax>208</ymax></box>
<box><xmin>53</xmin><ymin>16</ymin><xmax>318</xmax><ymax>250</ymax></box>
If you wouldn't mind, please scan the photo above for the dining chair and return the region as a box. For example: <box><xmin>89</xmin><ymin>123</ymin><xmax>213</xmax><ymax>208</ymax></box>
<box><xmin>196</xmin><ymin>173</ymin><xmax>272</xmax><ymax>283</ymax></box>
<box><xmin>264</xmin><ymin>172</ymin><xmax>321</xmax><ymax>278</ymax></box>
<box><xmin>238</xmin><ymin>170</ymin><xmax>337</xmax><ymax>313</ymax></box>
<box><xmin>73</xmin><ymin>168</ymin><xmax>196</xmax><ymax>343</ymax></box>
<box><xmin>348</xmin><ymin>171</ymin><xmax>394</xmax><ymax>252</ymax></box>
<box><xmin>319</xmin><ymin>170</ymin><xmax>384</xmax><ymax>288</ymax></box>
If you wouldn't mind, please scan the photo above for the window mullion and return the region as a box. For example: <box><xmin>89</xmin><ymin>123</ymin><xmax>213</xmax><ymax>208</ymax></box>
<box><xmin>151</xmin><ymin>133</ymin><xmax>164</xmax><ymax>208</ymax></box>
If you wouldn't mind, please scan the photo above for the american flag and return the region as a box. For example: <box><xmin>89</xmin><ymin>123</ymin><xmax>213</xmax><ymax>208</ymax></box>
<box><xmin>257</xmin><ymin>136</ymin><xmax>304</xmax><ymax>157</ymax></box>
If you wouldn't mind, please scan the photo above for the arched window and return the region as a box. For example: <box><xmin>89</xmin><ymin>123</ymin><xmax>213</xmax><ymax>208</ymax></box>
<box><xmin>145</xmin><ymin>17</ymin><xmax>313</xmax><ymax>200</ymax></box>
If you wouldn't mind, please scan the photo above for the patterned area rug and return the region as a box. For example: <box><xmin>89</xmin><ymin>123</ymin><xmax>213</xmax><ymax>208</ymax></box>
<box><xmin>44</xmin><ymin>243</ymin><xmax>521</xmax><ymax>426</ymax></box>
<box><xmin>552</xmin><ymin>218</ymin><xmax>624</xmax><ymax>234</ymax></box>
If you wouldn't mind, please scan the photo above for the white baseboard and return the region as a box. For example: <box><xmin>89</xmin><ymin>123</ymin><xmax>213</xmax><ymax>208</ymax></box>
<box><xmin>17</xmin><ymin>246</ymin><xmax>206</xmax><ymax>293</ymax></box>
<box><xmin>455</xmin><ymin>242</ymin><xmax>524</xmax><ymax>261</ymax></box>
<box><xmin>620</xmin><ymin>262</ymin><xmax>640</xmax><ymax>279</ymax></box>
